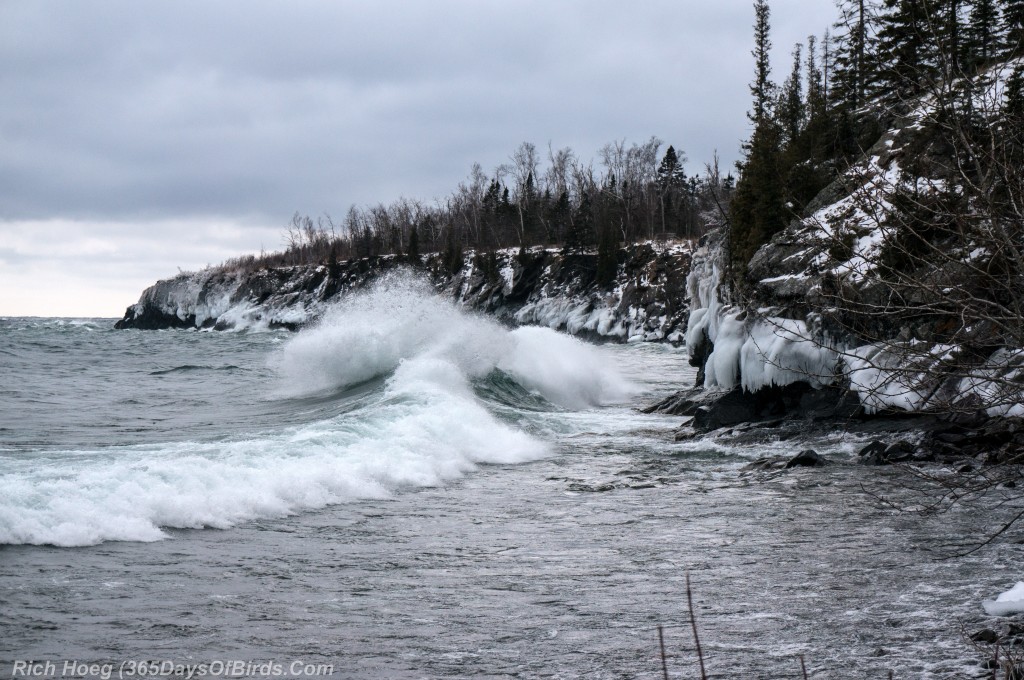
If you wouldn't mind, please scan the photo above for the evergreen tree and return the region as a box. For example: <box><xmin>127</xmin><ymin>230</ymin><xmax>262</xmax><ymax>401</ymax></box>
<box><xmin>547</xmin><ymin>190</ymin><xmax>571</xmax><ymax>244</ymax></box>
<box><xmin>872</xmin><ymin>0</ymin><xmax>936</xmax><ymax>101</ymax></box>
<box><xmin>657</xmin><ymin>146</ymin><xmax>686</xmax><ymax>234</ymax></box>
<box><xmin>730</xmin><ymin>0</ymin><xmax>786</xmax><ymax>279</ymax></box>
<box><xmin>750</xmin><ymin>0</ymin><xmax>775</xmax><ymax>127</ymax></box>
<box><xmin>966</xmin><ymin>0</ymin><xmax>1000</xmax><ymax>66</ymax></box>
<box><xmin>806</xmin><ymin>35</ymin><xmax>826</xmax><ymax>121</ymax></box>
<box><xmin>657</xmin><ymin>146</ymin><xmax>686</xmax><ymax>186</ymax></box>
<box><xmin>518</xmin><ymin>171</ymin><xmax>541</xmax><ymax>246</ymax></box>
<box><xmin>831</xmin><ymin>0</ymin><xmax>872</xmax><ymax>111</ymax></box>
<box><xmin>1005</xmin><ymin>64</ymin><xmax>1024</xmax><ymax>118</ymax></box>
<box><xmin>1003</xmin><ymin>0</ymin><xmax>1024</xmax><ymax>55</ymax></box>
<box><xmin>943</xmin><ymin>0</ymin><xmax>963</xmax><ymax>74</ymax></box>
<box><xmin>406</xmin><ymin>225</ymin><xmax>420</xmax><ymax>264</ymax></box>
<box><xmin>596</xmin><ymin>225</ymin><xmax>618</xmax><ymax>287</ymax></box>
<box><xmin>731</xmin><ymin>124</ymin><xmax>786</xmax><ymax>272</ymax></box>
<box><xmin>564</xmin><ymin>192</ymin><xmax>595</xmax><ymax>254</ymax></box>
<box><xmin>777</xmin><ymin>43</ymin><xmax>805</xmax><ymax>144</ymax></box>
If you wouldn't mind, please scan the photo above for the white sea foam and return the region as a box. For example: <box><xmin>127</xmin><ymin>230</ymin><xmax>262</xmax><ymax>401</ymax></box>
<box><xmin>0</xmin><ymin>275</ymin><xmax>632</xmax><ymax>547</ymax></box>
<box><xmin>274</xmin><ymin>274</ymin><xmax>633</xmax><ymax>408</ymax></box>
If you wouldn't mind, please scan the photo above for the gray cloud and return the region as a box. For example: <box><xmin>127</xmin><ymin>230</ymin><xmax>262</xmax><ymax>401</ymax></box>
<box><xmin>0</xmin><ymin>0</ymin><xmax>838</xmax><ymax>315</ymax></box>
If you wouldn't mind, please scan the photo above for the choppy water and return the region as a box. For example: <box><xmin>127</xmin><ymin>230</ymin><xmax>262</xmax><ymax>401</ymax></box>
<box><xmin>1</xmin><ymin>277</ymin><xmax>1021</xmax><ymax>678</ymax></box>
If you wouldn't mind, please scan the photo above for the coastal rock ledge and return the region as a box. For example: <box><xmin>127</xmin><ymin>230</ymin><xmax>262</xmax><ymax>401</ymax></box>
<box><xmin>116</xmin><ymin>242</ymin><xmax>693</xmax><ymax>342</ymax></box>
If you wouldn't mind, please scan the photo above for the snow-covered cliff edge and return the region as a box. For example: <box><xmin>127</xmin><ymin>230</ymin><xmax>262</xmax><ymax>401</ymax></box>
<box><xmin>675</xmin><ymin>55</ymin><xmax>1024</xmax><ymax>422</ymax></box>
<box><xmin>116</xmin><ymin>242</ymin><xmax>692</xmax><ymax>342</ymax></box>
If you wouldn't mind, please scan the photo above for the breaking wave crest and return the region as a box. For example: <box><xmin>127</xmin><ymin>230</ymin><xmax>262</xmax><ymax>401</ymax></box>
<box><xmin>273</xmin><ymin>274</ymin><xmax>632</xmax><ymax>409</ymax></box>
<box><xmin>0</xmin><ymin>274</ymin><xmax>632</xmax><ymax>547</ymax></box>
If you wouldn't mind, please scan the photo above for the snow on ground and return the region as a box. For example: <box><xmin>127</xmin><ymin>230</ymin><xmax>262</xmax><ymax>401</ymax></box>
<box><xmin>123</xmin><ymin>241</ymin><xmax>693</xmax><ymax>342</ymax></box>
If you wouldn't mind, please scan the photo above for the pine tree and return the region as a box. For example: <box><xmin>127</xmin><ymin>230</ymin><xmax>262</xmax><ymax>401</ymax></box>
<box><xmin>873</xmin><ymin>0</ymin><xmax>937</xmax><ymax>101</ymax></box>
<box><xmin>547</xmin><ymin>190</ymin><xmax>571</xmax><ymax>244</ymax></box>
<box><xmin>596</xmin><ymin>225</ymin><xmax>618</xmax><ymax>287</ymax></box>
<box><xmin>1006</xmin><ymin>64</ymin><xmax>1024</xmax><ymax>118</ymax></box>
<box><xmin>831</xmin><ymin>0</ymin><xmax>871</xmax><ymax>110</ymax></box>
<box><xmin>749</xmin><ymin>0</ymin><xmax>775</xmax><ymax>127</ymax></box>
<box><xmin>730</xmin><ymin>0</ymin><xmax>786</xmax><ymax>280</ymax></box>
<box><xmin>778</xmin><ymin>44</ymin><xmax>805</xmax><ymax>145</ymax></box>
<box><xmin>966</xmin><ymin>0</ymin><xmax>1000</xmax><ymax>67</ymax></box>
<box><xmin>657</xmin><ymin>146</ymin><xmax>686</xmax><ymax>234</ymax></box>
<box><xmin>564</xmin><ymin>192</ymin><xmax>595</xmax><ymax>254</ymax></box>
<box><xmin>406</xmin><ymin>225</ymin><xmax>420</xmax><ymax>264</ymax></box>
<box><xmin>1003</xmin><ymin>0</ymin><xmax>1024</xmax><ymax>55</ymax></box>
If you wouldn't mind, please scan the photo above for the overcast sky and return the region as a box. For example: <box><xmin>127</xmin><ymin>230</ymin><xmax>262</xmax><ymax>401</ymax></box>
<box><xmin>0</xmin><ymin>0</ymin><xmax>838</xmax><ymax>317</ymax></box>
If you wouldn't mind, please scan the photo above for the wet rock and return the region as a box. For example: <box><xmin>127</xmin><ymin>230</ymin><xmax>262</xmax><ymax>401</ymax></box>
<box><xmin>798</xmin><ymin>386</ymin><xmax>863</xmax><ymax>421</ymax></box>
<box><xmin>648</xmin><ymin>381</ymin><xmax>865</xmax><ymax>434</ymax></box>
<box><xmin>971</xmin><ymin>628</ymin><xmax>1000</xmax><ymax>644</ymax></box>
<box><xmin>692</xmin><ymin>389</ymin><xmax>759</xmax><ymax>431</ymax></box>
<box><xmin>785</xmin><ymin>449</ymin><xmax>827</xmax><ymax>468</ymax></box>
<box><xmin>858</xmin><ymin>440</ymin><xmax>888</xmax><ymax>465</ymax></box>
<box><xmin>743</xmin><ymin>449</ymin><xmax>829</xmax><ymax>471</ymax></box>
<box><xmin>858</xmin><ymin>440</ymin><xmax>916</xmax><ymax>465</ymax></box>
<box><xmin>742</xmin><ymin>456</ymin><xmax>788</xmax><ymax>471</ymax></box>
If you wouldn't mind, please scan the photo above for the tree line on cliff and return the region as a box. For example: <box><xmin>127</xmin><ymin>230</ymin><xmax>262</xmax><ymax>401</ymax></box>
<box><xmin>224</xmin><ymin>139</ymin><xmax>733</xmax><ymax>284</ymax></box>
<box><xmin>729</xmin><ymin>0</ymin><xmax>1024</xmax><ymax>280</ymax></box>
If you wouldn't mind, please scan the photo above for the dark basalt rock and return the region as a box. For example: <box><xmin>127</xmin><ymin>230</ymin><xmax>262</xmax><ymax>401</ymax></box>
<box><xmin>743</xmin><ymin>449</ymin><xmax>829</xmax><ymax>471</ymax></box>
<box><xmin>648</xmin><ymin>381</ymin><xmax>863</xmax><ymax>434</ymax></box>
<box><xmin>117</xmin><ymin>244</ymin><xmax>692</xmax><ymax>339</ymax></box>
<box><xmin>972</xmin><ymin>629</ymin><xmax>1000</xmax><ymax>644</ymax></box>
<box><xmin>859</xmin><ymin>440</ymin><xmax>917</xmax><ymax>465</ymax></box>
<box><xmin>113</xmin><ymin>308</ymin><xmax>196</xmax><ymax>331</ymax></box>
<box><xmin>786</xmin><ymin>449</ymin><xmax>827</xmax><ymax>468</ymax></box>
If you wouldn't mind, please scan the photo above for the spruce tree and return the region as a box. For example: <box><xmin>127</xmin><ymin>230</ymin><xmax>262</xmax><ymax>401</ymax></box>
<box><xmin>1003</xmin><ymin>0</ymin><xmax>1024</xmax><ymax>55</ymax></box>
<box><xmin>406</xmin><ymin>225</ymin><xmax>420</xmax><ymax>264</ymax></box>
<box><xmin>1005</xmin><ymin>64</ymin><xmax>1024</xmax><ymax>118</ymax></box>
<box><xmin>596</xmin><ymin>225</ymin><xmax>618</xmax><ymax>287</ymax></box>
<box><xmin>657</xmin><ymin>146</ymin><xmax>686</xmax><ymax>234</ymax></box>
<box><xmin>548</xmin><ymin>191</ymin><xmax>571</xmax><ymax>244</ymax></box>
<box><xmin>831</xmin><ymin>0</ymin><xmax>871</xmax><ymax>111</ymax></box>
<box><xmin>730</xmin><ymin>0</ymin><xmax>786</xmax><ymax>279</ymax></box>
<box><xmin>966</xmin><ymin>0</ymin><xmax>1000</xmax><ymax>67</ymax></box>
<box><xmin>657</xmin><ymin>146</ymin><xmax>685</xmax><ymax>184</ymax></box>
<box><xmin>778</xmin><ymin>44</ymin><xmax>805</xmax><ymax>145</ymax></box>
<box><xmin>873</xmin><ymin>0</ymin><xmax>936</xmax><ymax>101</ymax></box>
<box><xmin>749</xmin><ymin>0</ymin><xmax>775</xmax><ymax>126</ymax></box>
<box><xmin>564</xmin><ymin>192</ymin><xmax>595</xmax><ymax>254</ymax></box>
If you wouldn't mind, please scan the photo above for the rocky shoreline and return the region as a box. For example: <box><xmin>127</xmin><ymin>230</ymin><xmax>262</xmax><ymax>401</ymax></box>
<box><xmin>646</xmin><ymin>381</ymin><xmax>1024</xmax><ymax>468</ymax></box>
<box><xmin>115</xmin><ymin>242</ymin><xmax>692</xmax><ymax>342</ymax></box>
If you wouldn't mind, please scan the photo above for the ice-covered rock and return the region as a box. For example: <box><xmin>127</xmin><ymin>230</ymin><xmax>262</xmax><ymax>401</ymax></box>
<box><xmin>682</xmin><ymin>229</ymin><xmax>839</xmax><ymax>396</ymax></box>
<box><xmin>117</xmin><ymin>242</ymin><xmax>693</xmax><ymax>343</ymax></box>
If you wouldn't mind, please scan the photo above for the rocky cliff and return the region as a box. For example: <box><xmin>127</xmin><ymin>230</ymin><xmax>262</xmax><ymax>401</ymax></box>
<box><xmin>656</xmin><ymin>62</ymin><xmax>1024</xmax><ymax>461</ymax></box>
<box><xmin>116</xmin><ymin>242</ymin><xmax>693</xmax><ymax>342</ymax></box>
